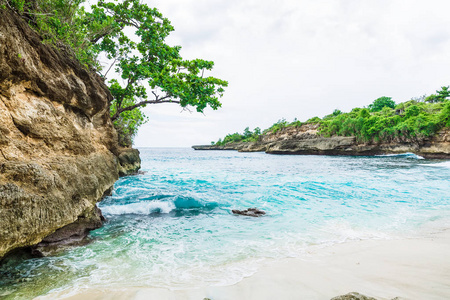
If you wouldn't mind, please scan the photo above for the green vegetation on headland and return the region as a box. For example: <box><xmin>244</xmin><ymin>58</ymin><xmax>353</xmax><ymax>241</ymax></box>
<box><xmin>213</xmin><ymin>86</ymin><xmax>450</xmax><ymax>146</ymax></box>
<box><xmin>2</xmin><ymin>0</ymin><xmax>227</xmax><ymax>147</ymax></box>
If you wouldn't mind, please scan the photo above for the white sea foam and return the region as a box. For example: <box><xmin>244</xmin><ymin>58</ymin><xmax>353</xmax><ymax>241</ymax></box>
<box><xmin>421</xmin><ymin>161</ymin><xmax>450</xmax><ymax>168</ymax></box>
<box><xmin>319</xmin><ymin>220</ymin><xmax>392</xmax><ymax>243</ymax></box>
<box><xmin>375</xmin><ymin>152</ymin><xmax>424</xmax><ymax>159</ymax></box>
<box><xmin>101</xmin><ymin>201</ymin><xmax>175</xmax><ymax>215</ymax></box>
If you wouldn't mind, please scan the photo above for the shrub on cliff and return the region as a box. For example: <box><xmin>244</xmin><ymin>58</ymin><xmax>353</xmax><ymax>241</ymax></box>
<box><xmin>2</xmin><ymin>0</ymin><xmax>227</xmax><ymax>147</ymax></box>
<box><xmin>214</xmin><ymin>127</ymin><xmax>261</xmax><ymax>146</ymax></box>
<box><xmin>319</xmin><ymin>98</ymin><xmax>449</xmax><ymax>143</ymax></box>
<box><xmin>368</xmin><ymin>96</ymin><xmax>396</xmax><ymax>112</ymax></box>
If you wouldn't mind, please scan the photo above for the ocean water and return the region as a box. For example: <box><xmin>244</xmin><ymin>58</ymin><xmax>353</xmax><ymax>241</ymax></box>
<box><xmin>1</xmin><ymin>148</ymin><xmax>449</xmax><ymax>299</ymax></box>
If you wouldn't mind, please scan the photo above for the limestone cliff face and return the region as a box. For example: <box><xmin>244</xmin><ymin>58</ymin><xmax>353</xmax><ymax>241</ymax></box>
<box><xmin>0</xmin><ymin>9</ymin><xmax>127</xmax><ymax>258</ymax></box>
<box><xmin>193</xmin><ymin>124</ymin><xmax>450</xmax><ymax>159</ymax></box>
<box><xmin>117</xmin><ymin>148</ymin><xmax>142</xmax><ymax>177</ymax></box>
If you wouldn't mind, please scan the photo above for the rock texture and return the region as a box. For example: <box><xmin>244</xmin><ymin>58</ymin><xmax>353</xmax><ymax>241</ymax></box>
<box><xmin>330</xmin><ymin>292</ymin><xmax>378</xmax><ymax>300</ymax></box>
<box><xmin>0</xmin><ymin>9</ymin><xmax>137</xmax><ymax>258</ymax></box>
<box><xmin>30</xmin><ymin>206</ymin><xmax>105</xmax><ymax>256</ymax></box>
<box><xmin>330</xmin><ymin>292</ymin><xmax>401</xmax><ymax>300</ymax></box>
<box><xmin>117</xmin><ymin>148</ymin><xmax>142</xmax><ymax>176</ymax></box>
<box><xmin>193</xmin><ymin>124</ymin><xmax>450</xmax><ymax>159</ymax></box>
<box><xmin>232</xmin><ymin>208</ymin><xmax>266</xmax><ymax>217</ymax></box>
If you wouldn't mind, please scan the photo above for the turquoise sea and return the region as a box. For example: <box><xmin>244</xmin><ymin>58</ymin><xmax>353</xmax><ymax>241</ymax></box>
<box><xmin>1</xmin><ymin>148</ymin><xmax>450</xmax><ymax>299</ymax></box>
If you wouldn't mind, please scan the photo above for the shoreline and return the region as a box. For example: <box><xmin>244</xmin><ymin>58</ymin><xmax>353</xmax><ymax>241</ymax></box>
<box><xmin>37</xmin><ymin>229</ymin><xmax>450</xmax><ymax>300</ymax></box>
<box><xmin>192</xmin><ymin>145</ymin><xmax>450</xmax><ymax>160</ymax></box>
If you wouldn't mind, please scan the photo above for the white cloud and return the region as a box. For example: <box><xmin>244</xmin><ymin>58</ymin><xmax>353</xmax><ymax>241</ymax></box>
<box><xmin>134</xmin><ymin>0</ymin><xmax>450</xmax><ymax>147</ymax></box>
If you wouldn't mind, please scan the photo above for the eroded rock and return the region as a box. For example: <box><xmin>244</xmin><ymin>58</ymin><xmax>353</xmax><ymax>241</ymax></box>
<box><xmin>330</xmin><ymin>292</ymin><xmax>378</xmax><ymax>300</ymax></box>
<box><xmin>193</xmin><ymin>124</ymin><xmax>450</xmax><ymax>159</ymax></box>
<box><xmin>117</xmin><ymin>148</ymin><xmax>141</xmax><ymax>176</ymax></box>
<box><xmin>232</xmin><ymin>208</ymin><xmax>266</xmax><ymax>217</ymax></box>
<box><xmin>0</xmin><ymin>9</ymin><xmax>123</xmax><ymax>258</ymax></box>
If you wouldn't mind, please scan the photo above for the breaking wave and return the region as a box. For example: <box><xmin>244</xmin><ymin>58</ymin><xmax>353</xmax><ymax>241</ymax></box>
<box><xmin>375</xmin><ymin>152</ymin><xmax>424</xmax><ymax>159</ymax></box>
<box><xmin>100</xmin><ymin>196</ymin><xmax>219</xmax><ymax>216</ymax></box>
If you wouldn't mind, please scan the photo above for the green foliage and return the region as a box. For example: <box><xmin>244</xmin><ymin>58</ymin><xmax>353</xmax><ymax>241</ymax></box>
<box><xmin>305</xmin><ymin>116</ymin><xmax>321</xmax><ymax>123</ymax></box>
<box><xmin>215</xmin><ymin>127</ymin><xmax>262</xmax><ymax>146</ymax></box>
<box><xmin>323</xmin><ymin>109</ymin><xmax>343</xmax><ymax>120</ymax></box>
<box><xmin>263</xmin><ymin>118</ymin><xmax>288</xmax><ymax>134</ymax></box>
<box><xmin>424</xmin><ymin>94</ymin><xmax>439</xmax><ymax>103</ymax></box>
<box><xmin>6</xmin><ymin>0</ymin><xmax>227</xmax><ymax>146</ymax></box>
<box><xmin>368</xmin><ymin>96</ymin><xmax>396</xmax><ymax>112</ymax></box>
<box><xmin>423</xmin><ymin>86</ymin><xmax>449</xmax><ymax>103</ymax></box>
<box><xmin>288</xmin><ymin>118</ymin><xmax>302</xmax><ymax>127</ymax></box>
<box><xmin>320</xmin><ymin>98</ymin><xmax>449</xmax><ymax>143</ymax></box>
<box><xmin>437</xmin><ymin>86</ymin><xmax>450</xmax><ymax>101</ymax></box>
<box><xmin>405</xmin><ymin>105</ymin><xmax>419</xmax><ymax>118</ymax></box>
<box><xmin>110</xmin><ymin>97</ymin><xmax>147</xmax><ymax>147</ymax></box>
<box><xmin>213</xmin><ymin>86</ymin><xmax>449</xmax><ymax>146</ymax></box>
<box><xmin>1</xmin><ymin>0</ymin><xmax>25</xmax><ymax>12</ymax></box>
<box><xmin>439</xmin><ymin>101</ymin><xmax>450</xmax><ymax>127</ymax></box>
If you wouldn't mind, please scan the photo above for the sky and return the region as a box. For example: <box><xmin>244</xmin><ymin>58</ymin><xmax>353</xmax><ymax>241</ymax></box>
<box><xmin>132</xmin><ymin>0</ymin><xmax>450</xmax><ymax>147</ymax></box>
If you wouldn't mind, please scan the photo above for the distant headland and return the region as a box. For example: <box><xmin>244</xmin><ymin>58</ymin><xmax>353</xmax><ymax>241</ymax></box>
<box><xmin>193</xmin><ymin>94</ymin><xmax>450</xmax><ymax>159</ymax></box>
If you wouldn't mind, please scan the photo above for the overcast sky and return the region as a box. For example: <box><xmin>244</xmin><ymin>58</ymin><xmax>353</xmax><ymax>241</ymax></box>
<box><xmin>132</xmin><ymin>0</ymin><xmax>450</xmax><ymax>147</ymax></box>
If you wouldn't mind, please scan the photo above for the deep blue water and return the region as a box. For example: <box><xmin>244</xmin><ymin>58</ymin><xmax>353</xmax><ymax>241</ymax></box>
<box><xmin>1</xmin><ymin>148</ymin><xmax>449</xmax><ymax>299</ymax></box>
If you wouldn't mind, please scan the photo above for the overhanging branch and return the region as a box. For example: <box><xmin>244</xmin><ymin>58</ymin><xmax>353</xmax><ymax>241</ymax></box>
<box><xmin>111</xmin><ymin>96</ymin><xmax>179</xmax><ymax>121</ymax></box>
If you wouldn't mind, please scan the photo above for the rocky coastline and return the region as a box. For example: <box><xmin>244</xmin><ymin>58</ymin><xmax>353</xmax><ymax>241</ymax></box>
<box><xmin>0</xmin><ymin>9</ymin><xmax>140</xmax><ymax>259</ymax></box>
<box><xmin>193</xmin><ymin>124</ymin><xmax>450</xmax><ymax>159</ymax></box>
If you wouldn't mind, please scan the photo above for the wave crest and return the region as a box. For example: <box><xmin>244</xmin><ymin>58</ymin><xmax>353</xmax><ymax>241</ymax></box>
<box><xmin>100</xmin><ymin>196</ymin><xmax>218</xmax><ymax>216</ymax></box>
<box><xmin>375</xmin><ymin>152</ymin><xmax>424</xmax><ymax>159</ymax></box>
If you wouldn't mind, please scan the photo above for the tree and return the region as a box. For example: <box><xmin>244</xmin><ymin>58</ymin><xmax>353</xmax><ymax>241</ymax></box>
<box><xmin>92</xmin><ymin>0</ymin><xmax>228</xmax><ymax>146</ymax></box>
<box><xmin>5</xmin><ymin>0</ymin><xmax>228</xmax><ymax>147</ymax></box>
<box><xmin>436</xmin><ymin>86</ymin><xmax>450</xmax><ymax>102</ymax></box>
<box><xmin>243</xmin><ymin>127</ymin><xmax>252</xmax><ymax>139</ymax></box>
<box><xmin>368</xmin><ymin>96</ymin><xmax>396</xmax><ymax>112</ymax></box>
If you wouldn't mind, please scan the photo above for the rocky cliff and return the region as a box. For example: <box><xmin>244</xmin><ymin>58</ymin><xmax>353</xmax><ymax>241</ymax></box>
<box><xmin>193</xmin><ymin>124</ymin><xmax>450</xmax><ymax>159</ymax></box>
<box><xmin>0</xmin><ymin>9</ymin><xmax>139</xmax><ymax>258</ymax></box>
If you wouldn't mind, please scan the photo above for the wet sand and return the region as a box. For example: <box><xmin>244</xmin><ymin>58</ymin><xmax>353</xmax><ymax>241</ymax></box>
<box><xmin>37</xmin><ymin>230</ymin><xmax>450</xmax><ymax>300</ymax></box>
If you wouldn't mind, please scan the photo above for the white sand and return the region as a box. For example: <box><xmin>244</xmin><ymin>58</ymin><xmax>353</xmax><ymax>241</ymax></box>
<box><xmin>37</xmin><ymin>230</ymin><xmax>450</xmax><ymax>300</ymax></box>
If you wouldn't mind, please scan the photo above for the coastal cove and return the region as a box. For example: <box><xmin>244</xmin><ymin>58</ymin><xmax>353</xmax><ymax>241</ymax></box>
<box><xmin>1</xmin><ymin>148</ymin><xmax>449</xmax><ymax>299</ymax></box>
<box><xmin>1</xmin><ymin>2</ymin><xmax>450</xmax><ymax>299</ymax></box>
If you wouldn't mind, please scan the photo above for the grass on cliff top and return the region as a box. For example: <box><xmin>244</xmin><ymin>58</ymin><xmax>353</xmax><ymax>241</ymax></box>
<box><xmin>213</xmin><ymin>87</ymin><xmax>450</xmax><ymax>146</ymax></box>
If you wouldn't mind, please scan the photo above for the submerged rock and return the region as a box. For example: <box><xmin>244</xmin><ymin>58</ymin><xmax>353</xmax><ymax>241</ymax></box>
<box><xmin>232</xmin><ymin>208</ymin><xmax>266</xmax><ymax>217</ymax></box>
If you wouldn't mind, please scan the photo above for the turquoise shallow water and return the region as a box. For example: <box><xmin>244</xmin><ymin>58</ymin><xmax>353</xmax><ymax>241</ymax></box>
<box><xmin>1</xmin><ymin>148</ymin><xmax>450</xmax><ymax>299</ymax></box>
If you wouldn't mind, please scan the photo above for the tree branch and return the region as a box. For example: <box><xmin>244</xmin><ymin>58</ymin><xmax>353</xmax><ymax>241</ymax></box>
<box><xmin>111</xmin><ymin>97</ymin><xmax>180</xmax><ymax>121</ymax></box>
<box><xmin>103</xmin><ymin>57</ymin><xmax>118</xmax><ymax>78</ymax></box>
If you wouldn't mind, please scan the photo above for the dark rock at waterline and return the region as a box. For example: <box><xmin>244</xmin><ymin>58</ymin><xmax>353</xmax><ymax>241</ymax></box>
<box><xmin>232</xmin><ymin>208</ymin><xmax>266</xmax><ymax>217</ymax></box>
<box><xmin>118</xmin><ymin>148</ymin><xmax>142</xmax><ymax>177</ymax></box>
<box><xmin>193</xmin><ymin>123</ymin><xmax>450</xmax><ymax>159</ymax></box>
<box><xmin>330</xmin><ymin>292</ymin><xmax>379</xmax><ymax>300</ymax></box>
<box><xmin>30</xmin><ymin>206</ymin><xmax>104</xmax><ymax>257</ymax></box>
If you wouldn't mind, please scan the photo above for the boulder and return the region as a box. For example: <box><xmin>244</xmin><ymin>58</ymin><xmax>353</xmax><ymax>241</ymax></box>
<box><xmin>232</xmin><ymin>208</ymin><xmax>266</xmax><ymax>217</ymax></box>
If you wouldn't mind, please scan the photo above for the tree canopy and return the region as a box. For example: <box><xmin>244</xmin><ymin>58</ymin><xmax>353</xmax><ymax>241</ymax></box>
<box><xmin>2</xmin><ymin>0</ymin><xmax>228</xmax><ymax>147</ymax></box>
<box><xmin>368</xmin><ymin>96</ymin><xmax>396</xmax><ymax>112</ymax></box>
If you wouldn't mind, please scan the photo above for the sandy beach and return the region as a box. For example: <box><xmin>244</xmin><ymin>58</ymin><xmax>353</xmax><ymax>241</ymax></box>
<box><xmin>37</xmin><ymin>229</ymin><xmax>450</xmax><ymax>300</ymax></box>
